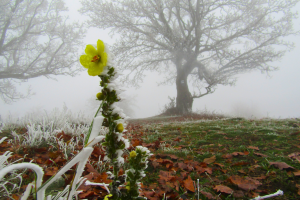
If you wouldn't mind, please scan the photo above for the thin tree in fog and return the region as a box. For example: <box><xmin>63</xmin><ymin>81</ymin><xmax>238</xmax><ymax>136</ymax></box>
<box><xmin>81</xmin><ymin>0</ymin><xmax>299</xmax><ymax>115</ymax></box>
<box><xmin>0</xmin><ymin>0</ymin><xmax>84</xmax><ymax>103</ymax></box>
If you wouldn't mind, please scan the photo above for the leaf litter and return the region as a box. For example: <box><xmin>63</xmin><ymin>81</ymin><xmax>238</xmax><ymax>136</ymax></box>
<box><xmin>0</xmin><ymin>115</ymin><xmax>300</xmax><ymax>199</ymax></box>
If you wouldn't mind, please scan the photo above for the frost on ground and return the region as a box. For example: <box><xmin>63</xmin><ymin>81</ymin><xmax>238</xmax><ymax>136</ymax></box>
<box><xmin>0</xmin><ymin>105</ymin><xmax>108</xmax><ymax>199</ymax></box>
<box><xmin>0</xmin><ymin>105</ymin><xmax>100</xmax><ymax>151</ymax></box>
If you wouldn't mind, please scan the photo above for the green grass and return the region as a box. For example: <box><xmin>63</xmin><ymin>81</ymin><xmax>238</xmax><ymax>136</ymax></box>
<box><xmin>129</xmin><ymin>116</ymin><xmax>300</xmax><ymax>199</ymax></box>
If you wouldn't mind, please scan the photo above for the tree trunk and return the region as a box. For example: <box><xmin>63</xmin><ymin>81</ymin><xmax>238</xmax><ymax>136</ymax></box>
<box><xmin>175</xmin><ymin>70</ymin><xmax>193</xmax><ymax>115</ymax></box>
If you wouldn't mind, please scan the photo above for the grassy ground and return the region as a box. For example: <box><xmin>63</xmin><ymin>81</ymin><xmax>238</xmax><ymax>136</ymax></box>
<box><xmin>127</xmin><ymin>114</ymin><xmax>300</xmax><ymax>199</ymax></box>
<box><xmin>0</xmin><ymin>114</ymin><xmax>299</xmax><ymax>199</ymax></box>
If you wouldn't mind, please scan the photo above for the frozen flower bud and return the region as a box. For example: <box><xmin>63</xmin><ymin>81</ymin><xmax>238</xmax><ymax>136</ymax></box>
<box><xmin>115</xmin><ymin>123</ymin><xmax>124</xmax><ymax>133</ymax></box>
<box><xmin>126</xmin><ymin>182</ymin><xmax>130</xmax><ymax>190</ymax></box>
<box><xmin>96</xmin><ymin>92</ymin><xmax>104</xmax><ymax>100</ymax></box>
<box><xmin>130</xmin><ymin>151</ymin><xmax>137</xmax><ymax>158</ymax></box>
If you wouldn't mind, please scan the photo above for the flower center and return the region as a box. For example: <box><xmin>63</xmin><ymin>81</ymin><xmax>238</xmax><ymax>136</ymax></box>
<box><xmin>91</xmin><ymin>55</ymin><xmax>100</xmax><ymax>62</ymax></box>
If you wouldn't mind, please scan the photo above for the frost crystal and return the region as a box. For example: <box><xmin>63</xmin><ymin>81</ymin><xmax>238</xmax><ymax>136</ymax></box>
<box><xmin>116</xmin><ymin>149</ymin><xmax>123</xmax><ymax>157</ymax></box>
<box><xmin>117</xmin><ymin>157</ymin><xmax>124</xmax><ymax>166</ymax></box>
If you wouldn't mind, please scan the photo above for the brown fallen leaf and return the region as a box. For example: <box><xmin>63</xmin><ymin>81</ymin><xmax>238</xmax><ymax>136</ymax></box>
<box><xmin>222</xmin><ymin>154</ymin><xmax>233</xmax><ymax>159</ymax></box>
<box><xmin>232</xmin><ymin>151</ymin><xmax>249</xmax><ymax>156</ymax></box>
<box><xmin>131</xmin><ymin>138</ymin><xmax>142</xmax><ymax>147</ymax></box>
<box><xmin>214</xmin><ymin>162</ymin><xmax>225</xmax><ymax>168</ymax></box>
<box><xmin>44</xmin><ymin>166</ymin><xmax>58</xmax><ymax>176</ymax></box>
<box><xmin>248</xmin><ymin>146</ymin><xmax>259</xmax><ymax>150</ymax></box>
<box><xmin>183</xmin><ymin>175</ymin><xmax>195</xmax><ymax>192</ymax></box>
<box><xmin>288</xmin><ymin>152</ymin><xmax>300</xmax><ymax>163</ymax></box>
<box><xmin>290</xmin><ymin>131</ymin><xmax>300</xmax><ymax>136</ymax></box>
<box><xmin>255</xmin><ymin>174</ymin><xmax>267</xmax><ymax>180</ymax></box>
<box><xmin>233</xmin><ymin>190</ymin><xmax>245</xmax><ymax>198</ymax></box>
<box><xmin>159</xmin><ymin>170</ymin><xmax>176</xmax><ymax>182</ymax></box>
<box><xmin>12</xmin><ymin>194</ymin><xmax>20</xmax><ymax>200</ymax></box>
<box><xmin>178</xmin><ymin>162</ymin><xmax>188</xmax><ymax>170</ymax></box>
<box><xmin>229</xmin><ymin>175</ymin><xmax>261</xmax><ymax>191</ymax></box>
<box><xmin>288</xmin><ymin>152</ymin><xmax>300</xmax><ymax>158</ymax></box>
<box><xmin>296</xmin><ymin>184</ymin><xmax>300</xmax><ymax>195</ymax></box>
<box><xmin>151</xmin><ymin>160</ymin><xmax>159</xmax><ymax>169</ymax></box>
<box><xmin>254</xmin><ymin>152</ymin><xmax>268</xmax><ymax>157</ymax></box>
<box><xmin>200</xmin><ymin>191</ymin><xmax>215</xmax><ymax>199</ymax></box>
<box><xmin>169</xmin><ymin>154</ymin><xmax>179</xmax><ymax>160</ymax></box>
<box><xmin>142</xmin><ymin>191</ymin><xmax>156</xmax><ymax>199</ymax></box>
<box><xmin>213</xmin><ymin>185</ymin><xmax>233</xmax><ymax>194</ymax></box>
<box><xmin>92</xmin><ymin>146</ymin><xmax>104</xmax><ymax>156</ymax></box>
<box><xmin>86</xmin><ymin>163</ymin><xmax>98</xmax><ymax>173</ymax></box>
<box><xmin>269</xmin><ymin>162</ymin><xmax>295</xmax><ymax>170</ymax></box>
<box><xmin>203</xmin><ymin>155</ymin><xmax>216</xmax><ymax>164</ymax></box>
<box><xmin>293</xmin><ymin>170</ymin><xmax>300</xmax><ymax>176</ymax></box>
<box><xmin>78</xmin><ymin>191</ymin><xmax>94</xmax><ymax>199</ymax></box>
<box><xmin>231</xmin><ymin>161</ymin><xmax>250</xmax><ymax>166</ymax></box>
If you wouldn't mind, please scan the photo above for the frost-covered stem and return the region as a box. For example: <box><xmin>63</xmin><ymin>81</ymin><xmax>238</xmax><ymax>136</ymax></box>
<box><xmin>197</xmin><ymin>179</ymin><xmax>199</xmax><ymax>200</ymax></box>
<box><xmin>97</xmin><ymin>66</ymin><xmax>126</xmax><ymax>199</ymax></box>
<box><xmin>85</xmin><ymin>180</ymin><xmax>110</xmax><ymax>193</ymax></box>
<box><xmin>251</xmin><ymin>190</ymin><xmax>284</xmax><ymax>200</ymax></box>
<box><xmin>108</xmin><ymin>115</ymin><xmax>121</xmax><ymax>198</ymax></box>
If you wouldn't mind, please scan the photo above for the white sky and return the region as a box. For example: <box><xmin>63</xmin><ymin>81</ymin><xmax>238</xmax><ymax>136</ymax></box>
<box><xmin>1</xmin><ymin>1</ymin><xmax>300</xmax><ymax>120</ymax></box>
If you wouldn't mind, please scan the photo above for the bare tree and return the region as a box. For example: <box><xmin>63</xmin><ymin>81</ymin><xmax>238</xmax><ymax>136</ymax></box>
<box><xmin>0</xmin><ymin>0</ymin><xmax>85</xmax><ymax>103</ymax></box>
<box><xmin>81</xmin><ymin>0</ymin><xmax>299</xmax><ymax>115</ymax></box>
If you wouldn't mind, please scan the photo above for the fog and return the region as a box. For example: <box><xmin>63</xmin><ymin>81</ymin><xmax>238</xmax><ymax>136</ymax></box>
<box><xmin>1</xmin><ymin>1</ymin><xmax>300</xmax><ymax>120</ymax></box>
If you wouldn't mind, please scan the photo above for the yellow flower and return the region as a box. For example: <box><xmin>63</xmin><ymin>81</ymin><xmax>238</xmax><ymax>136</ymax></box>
<box><xmin>115</xmin><ymin>123</ymin><xmax>124</xmax><ymax>133</ymax></box>
<box><xmin>130</xmin><ymin>151</ymin><xmax>137</xmax><ymax>158</ymax></box>
<box><xmin>104</xmin><ymin>194</ymin><xmax>112</xmax><ymax>200</ymax></box>
<box><xmin>80</xmin><ymin>39</ymin><xmax>108</xmax><ymax>76</ymax></box>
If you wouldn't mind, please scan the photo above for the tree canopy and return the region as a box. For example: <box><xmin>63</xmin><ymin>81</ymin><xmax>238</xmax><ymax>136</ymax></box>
<box><xmin>81</xmin><ymin>0</ymin><xmax>299</xmax><ymax>114</ymax></box>
<box><xmin>0</xmin><ymin>0</ymin><xmax>84</xmax><ymax>103</ymax></box>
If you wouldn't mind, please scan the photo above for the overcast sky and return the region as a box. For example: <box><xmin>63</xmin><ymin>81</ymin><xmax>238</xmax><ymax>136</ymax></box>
<box><xmin>1</xmin><ymin>1</ymin><xmax>300</xmax><ymax>120</ymax></box>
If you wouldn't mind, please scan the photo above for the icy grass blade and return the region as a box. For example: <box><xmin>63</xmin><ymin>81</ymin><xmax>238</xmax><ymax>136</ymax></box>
<box><xmin>0</xmin><ymin>151</ymin><xmax>13</xmax><ymax>169</ymax></box>
<box><xmin>84</xmin><ymin>100</ymin><xmax>105</xmax><ymax>146</ymax></box>
<box><xmin>0</xmin><ymin>163</ymin><xmax>44</xmax><ymax>193</ymax></box>
<box><xmin>0</xmin><ymin>122</ymin><xmax>3</xmax><ymax>133</ymax></box>
<box><xmin>85</xmin><ymin>180</ymin><xmax>110</xmax><ymax>193</ymax></box>
<box><xmin>60</xmin><ymin>122</ymin><xmax>89</xmax><ymax>138</ymax></box>
<box><xmin>21</xmin><ymin>123</ymin><xmax>58</xmax><ymax>148</ymax></box>
<box><xmin>21</xmin><ymin>182</ymin><xmax>35</xmax><ymax>200</ymax></box>
<box><xmin>251</xmin><ymin>190</ymin><xmax>284</xmax><ymax>200</ymax></box>
<box><xmin>0</xmin><ymin>138</ymin><xmax>13</xmax><ymax>171</ymax></box>
<box><xmin>51</xmin><ymin>185</ymin><xmax>70</xmax><ymax>200</ymax></box>
<box><xmin>0</xmin><ymin>137</ymin><xmax>7</xmax><ymax>144</ymax></box>
<box><xmin>36</xmin><ymin>147</ymin><xmax>93</xmax><ymax>200</ymax></box>
<box><xmin>0</xmin><ymin>137</ymin><xmax>27</xmax><ymax>198</ymax></box>
<box><xmin>0</xmin><ymin>146</ymin><xmax>93</xmax><ymax>200</ymax></box>
<box><xmin>87</xmin><ymin>116</ymin><xmax>104</xmax><ymax>144</ymax></box>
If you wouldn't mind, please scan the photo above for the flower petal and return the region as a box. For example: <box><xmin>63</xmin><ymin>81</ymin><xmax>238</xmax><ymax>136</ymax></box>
<box><xmin>88</xmin><ymin>62</ymin><xmax>104</xmax><ymax>76</ymax></box>
<box><xmin>100</xmin><ymin>52</ymin><xmax>108</xmax><ymax>66</ymax></box>
<box><xmin>97</xmin><ymin>40</ymin><xmax>105</xmax><ymax>54</ymax></box>
<box><xmin>85</xmin><ymin>45</ymin><xmax>97</xmax><ymax>56</ymax></box>
<box><xmin>80</xmin><ymin>55</ymin><xmax>92</xmax><ymax>68</ymax></box>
